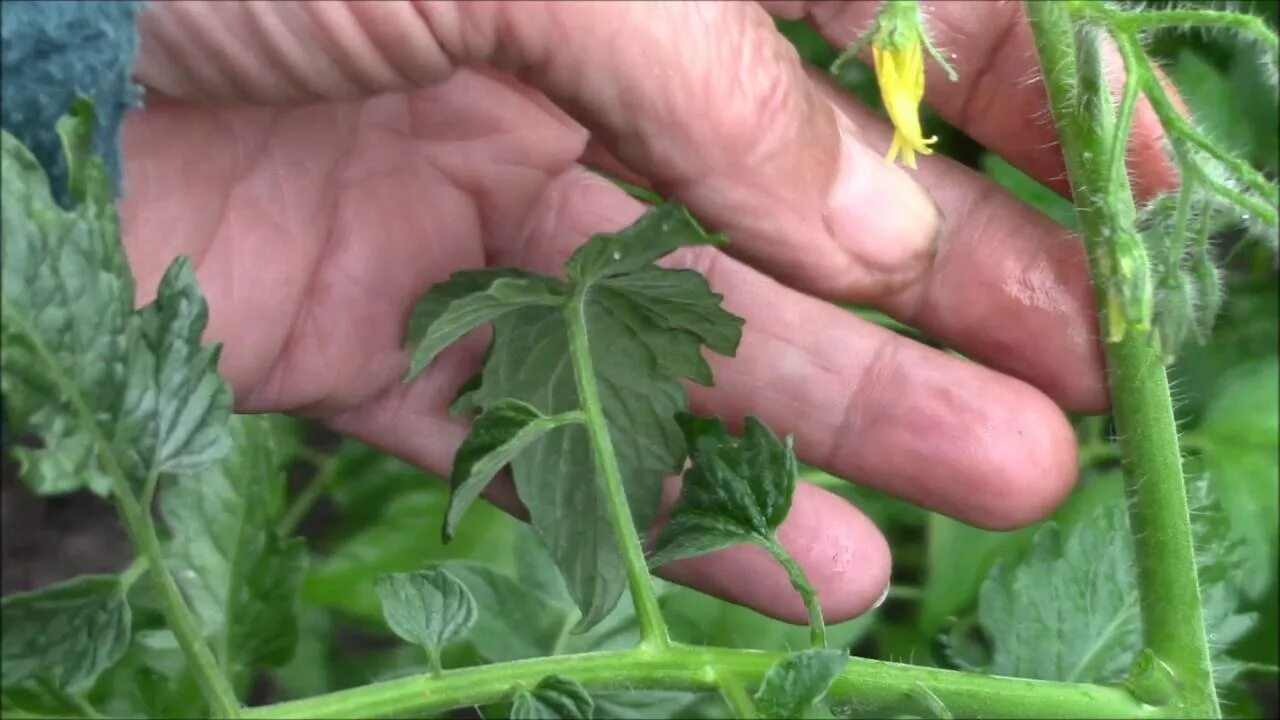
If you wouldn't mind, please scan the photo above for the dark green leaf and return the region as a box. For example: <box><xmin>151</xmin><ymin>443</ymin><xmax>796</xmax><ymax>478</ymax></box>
<box><xmin>976</xmin><ymin>479</ymin><xmax>1255</xmax><ymax>686</ymax></box>
<box><xmin>1</xmin><ymin>111</ymin><xmax>231</xmax><ymax>495</ymax></box>
<box><xmin>374</xmin><ymin>569</ymin><xmax>477</xmax><ymax>651</ymax></box>
<box><xmin>88</xmin><ymin>628</ymin><xmax>206</xmax><ymax>719</ymax></box>
<box><xmin>460</xmin><ymin>205</ymin><xmax>742</xmax><ymax>630</ymax></box>
<box><xmin>404</xmin><ymin>270</ymin><xmax>565</xmax><ymax>380</ymax></box>
<box><xmin>1</xmin><ymin>575</ymin><xmax>130</xmax><ymax>692</ymax></box>
<box><xmin>563</xmin><ymin>202</ymin><xmax>725</xmax><ymax>285</ymax></box>
<box><xmin>161</xmin><ymin>414</ymin><xmax>306</xmax><ymax>674</ymax></box>
<box><xmin>647</xmin><ymin>414</ymin><xmax>797</xmax><ymax>569</ymax></box>
<box><xmin>511</xmin><ymin>675</ymin><xmax>593</xmax><ymax>720</ymax></box>
<box><xmin>446</xmin><ymin>399</ymin><xmax>582</xmax><ymax>541</ymax></box>
<box><xmin>117</xmin><ymin>257</ymin><xmax>233</xmax><ymax>479</ymax></box>
<box><xmin>753</xmin><ymin>649</ymin><xmax>847</xmax><ymax>719</ymax></box>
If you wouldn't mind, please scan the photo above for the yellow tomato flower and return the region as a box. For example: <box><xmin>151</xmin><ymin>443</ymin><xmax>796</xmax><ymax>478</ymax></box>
<box><xmin>873</xmin><ymin>37</ymin><xmax>936</xmax><ymax>169</ymax></box>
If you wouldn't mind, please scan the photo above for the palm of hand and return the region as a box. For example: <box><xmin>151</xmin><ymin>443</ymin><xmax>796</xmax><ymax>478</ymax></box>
<box><xmin>123</xmin><ymin>69</ymin><xmax>597</xmax><ymax>457</ymax></box>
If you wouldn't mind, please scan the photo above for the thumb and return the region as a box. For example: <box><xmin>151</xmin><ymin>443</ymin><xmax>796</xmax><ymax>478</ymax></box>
<box><xmin>136</xmin><ymin>0</ymin><xmax>941</xmax><ymax>300</ymax></box>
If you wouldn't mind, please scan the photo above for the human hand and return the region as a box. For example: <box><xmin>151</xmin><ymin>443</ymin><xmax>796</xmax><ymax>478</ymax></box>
<box><xmin>120</xmin><ymin>1</ymin><xmax>1178</xmax><ymax>623</ymax></box>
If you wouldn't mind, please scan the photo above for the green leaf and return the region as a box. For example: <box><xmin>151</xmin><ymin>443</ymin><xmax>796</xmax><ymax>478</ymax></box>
<box><xmin>976</xmin><ymin>478</ymin><xmax>1256</xmax><ymax>686</ymax></box>
<box><xmin>511</xmin><ymin>675</ymin><xmax>593</xmax><ymax>720</ymax></box>
<box><xmin>980</xmin><ymin>153</ymin><xmax>1078</xmax><ymax>230</ymax></box>
<box><xmin>752</xmin><ymin>649</ymin><xmax>847</xmax><ymax>719</ymax></box>
<box><xmin>403</xmin><ymin>270</ymin><xmax>565</xmax><ymax>380</ymax></box>
<box><xmin>919</xmin><ymin>514</ymin><xmax>1034</xmax><ymax>637</ymax></box>
<box><xmin>647</xmin><ymin>414</ymin><xmax>796</xmax><ymax>569</ymax></box>
<box><xmin>1</xmin><ymin>575</ymin><xmax>130</xmax><ymax>692</ymax></box>
<box><xmin>117</xmin><ymin>257</ymin><xmax>233</xmax><ymax>479</ymax></box>
<box><xmin>439</xmin><ymin>561</ymin><xmax>575</xmax><ymax>662</ymax></box>
<box><xmin>978</xmin><ymin>507</ymin><xmax>1140</xmax><ymax>683</ymax></box>
<box><xmin>1190</xmin><ymin>356</ymin><xmax>1279</xmax><ymax>597</ymax></box>
<box><xmin>374</xmin><ymin>569</ymin><xmax>478</xmax><ymax>653</ymax></box>
<box><xmin>1</xmin><ymin>109</ymin><xmax>231</xmax><ymax>496</ymax></box>
<box><xmin>88</xmin><ymin>628</ymin><xmax>206</xmax><ymax>719</ymax></box>
<box><xmin>160</xmin><ymin>414</ymin><xmax>306</xmax><ymax>675</ymax></box>
<box><xmin>445</xmin><ymin>399</ymin><xmax>582</xmax><ymax>541</ymax></box>
<box><xmin>460</xmin><ymin>205</ymin><xmax>743</xmax><ymax>630</ymax></box>
<box><xmin>563</xmin><ymin>202</ymin><xmax>725</xmax><ymax>285</ymax></box>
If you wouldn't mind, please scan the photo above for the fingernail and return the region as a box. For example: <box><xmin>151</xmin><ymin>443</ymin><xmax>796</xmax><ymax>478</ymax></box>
<box><xmin>825</xmin><ymin>114</ymin><xmax>942</xmax><ymax>278</ymax></box>
<box><xmin>871</xmin><ymin>581</ymin><xmax>891</xmax><ymax>610</ymax></box>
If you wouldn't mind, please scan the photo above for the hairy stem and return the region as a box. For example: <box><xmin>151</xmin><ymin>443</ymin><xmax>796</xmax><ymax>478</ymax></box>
<box><xmin>3</xmin><ymin>309</ymin><xmax>242</xmax><ymax>718</ymax></box>
<box><xmin>242</xmin><ymin>645</ymin><xmax>1151</xmax><ymax>720</ymax></box>
<box><xmin>564</xmin><ymin>289</ymin><xmax>669</xmax><ymax>648</ymax></box>
<box><xmin>1075</xmin><ymin>4</ymin><xmax>1280</xmax><ymax>51</ymax></box>
<box><xmin>1029</xmin><ymin>5</ymin><xmax>1219</xmax><ymax>716</ymax></box>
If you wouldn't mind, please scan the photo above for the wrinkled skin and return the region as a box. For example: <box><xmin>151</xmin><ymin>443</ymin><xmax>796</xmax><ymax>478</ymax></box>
<box><xmin>122</xmin><ymin>1</ymin><xmax>1179</xmax><ymax>623</ymax></box>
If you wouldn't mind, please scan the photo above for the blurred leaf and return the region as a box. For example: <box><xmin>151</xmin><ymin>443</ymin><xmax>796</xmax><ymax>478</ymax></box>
<box><xmin>663</xmin><ymin>585</ymin><xmax>877</xmax><ymax>653</ymax></box>
<box><xmin>1190</xmin><ymin>356</ymin><xmax>1280</xmax><ymax>598</ymax></box>
<box><xmin>919</xmin><ymin>515</ymin><xmax>1034</xmax><ymax>637</ymax></box>
<box><xmin>161</xmin><ymin>414</ymin><xmax>306</xmax><ymax>674</ymax></box>
<box><xmin>1169</xmin><ymin>49</ymin><xmax>1257</xmax><ymax>161</ymax></box>
<box><xmin>511</xmin><ymin>675</ymin><xmax>593</xmax><ymax>720</ymax></box>
<box><xmin>445</xmin><ymin>400</ymin><xmax>581</xmax><ymax>541</ymax></box>
<box><xmin>1</xmin><ymin>575</ymin><xmax>130</xmax><ymax>692</ymax></box>
<box><xmin>304</xmin><ymin>484</ymin><xmax>517</xmax><ymax>624</ymax></box>
<box><xmin>87</xmin><ymin>629</ymin><xmax>205</xmax><ymax>719</ymax></box>
<box><xmin>648</xmin><ymin>415</ymin><xmax>797</xmax><ymax>569</ymax></box>
<box><xmin>753</xmin><ymin>649</ymin><xmax>847</xmax><ymax>719</ymax></box>
<box><xmin>439</xmin><ymin>561</ymin><xmax>573</xmax><ymax>663</ymax></box>
<box><xmin>374</xmin><ymin>569</ymin><xmax>477</xmax><ymax>659</ymax></box>
<box><xmin>980</xmin><ymin>154</ymin><xmax>1077</xmax><ymax>230</ymax></box>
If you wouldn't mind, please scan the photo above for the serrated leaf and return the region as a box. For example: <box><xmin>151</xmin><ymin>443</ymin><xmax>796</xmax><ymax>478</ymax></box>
<box><xmin>647</xmin><ymin>414</ymin><xmax>797</xmax><ymax>569</ymax></box>
<box><xmin>1</xmin><ymin>105</ymin><xmax>231</xmax><ymax>495</ymax></box>
<box><xmin>976</xmin><ymin>478</ymin><xmax>1255</xmax><ymax>686</ymax></box>
<box><xmin>445</xmin><ymin>399</ymin><xmax>582</xmax><ymax>541</ymax></box>
<box><xmin>564</xmin><ymin>202</ymin><xmax>725</xmax><ymax>285</ymax></box>
<box><xmin>753</xmin><ymin>649</ymin><xmax>847</xmax><ymax>719</ymax></box>
<box><xmin>374</xmin><ymin>569</ymin><xmax>477</xmax><ymax>653</ymax></box>
<box><xmin>511</xmin><ymin>675</ymin><xmax>593</xmax><ymax>720</ymax></box>
<box><xmin>456</xmin><ymin>205</ymin><xmax>743</xmax><ymax>630</ymax></box>
<box><xmin>117</xmin><ymin>257</ymin><xmax>233</xmax><ymax>479</ymax></box>
<box><xmin>1</xmin><ymin>575</ymin><xmax>130</xmax><ymax>692</ymax></box>
<box><xmin>160</xmin><ymin>414</ymin><xmax>305</xmax><ymax>675</ymax></box>
<box><xmin>404</xmin><ymin>270</ymin><xmax>565</xmax><ymax>380</ymax></box>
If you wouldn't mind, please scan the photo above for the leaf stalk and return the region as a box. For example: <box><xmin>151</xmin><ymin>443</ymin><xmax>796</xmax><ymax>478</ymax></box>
<box><xmin>564</xmin><ymin>289</ymin><xmax>670</xmax><ymax>649</ymax></box>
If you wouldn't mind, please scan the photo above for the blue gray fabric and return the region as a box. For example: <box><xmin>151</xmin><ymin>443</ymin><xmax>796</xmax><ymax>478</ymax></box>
<box><xmin>1</xmin><ymin>0</ymin><xmax>144</xmax><ymax>205</ymax></box>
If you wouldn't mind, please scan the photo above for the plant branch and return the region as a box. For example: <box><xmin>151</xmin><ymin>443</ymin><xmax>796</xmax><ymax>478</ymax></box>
<box><xmin>1075</xmin><ymin>4</ymin><xmax>1279</xmax><ymax>51</ymax></box>
<box><xmin>762</xmin><ymin>537</ymin><xmax>826</xmax><ymax>649</ymax></box>
<box><xmin>242</xmin><ymin>645</ymin><xmax>1152</xmax><ymax>720</ymax></box>
<box><xmin>564</xmin><ymin>289</ymin><xmax>670</xmax><ymax>649</ymax></box>
<box><xmin>2</xmin><ymin>309</ymin><xmax>242</xmax><ymax>718</ymax></box>
<box><xmin>278</xmin><ymin>452</ymin><xmax>339</xmax><ymax>537</ymax></box>
<box><xmin>1027</xmin><ymin>6</ymin><xmax>1219</xmax><ymax>717</ymax></box>
<box><xmin>716</xmin><ymin>669</ymin><xmax>758</xmax><ymax>719</ymax></box>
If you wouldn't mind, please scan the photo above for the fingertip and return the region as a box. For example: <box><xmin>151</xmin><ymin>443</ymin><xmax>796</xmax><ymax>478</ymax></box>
<box><xmin>656</xmin><ymin>482</ymin><xmax>892</xmax><ymax>625</ymax></box>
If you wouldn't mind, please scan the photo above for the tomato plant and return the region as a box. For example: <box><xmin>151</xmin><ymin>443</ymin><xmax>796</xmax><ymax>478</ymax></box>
<box><xmin>2</xmin><ymin>1</ymin><xmax>1277</xmax><ymax>719</ymax></box>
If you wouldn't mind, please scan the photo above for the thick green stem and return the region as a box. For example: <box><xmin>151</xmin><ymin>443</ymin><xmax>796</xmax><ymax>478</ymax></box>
<box><xmin>564</xmin><ymin>289</ymin><xmax>670</xmax><ymax>648</ymax></box>
<box><xmin>1028</xmin><ymin>5</ymin><xmax>1218</xmax><ymax>717</ymax></box>
<box><xmin>242</xmin><ymin>645</ymin><xmax>1151</xmax><ymax>720</ymax></box>
<box><xmin>3</xmin><ymin>309</ymin><xmax>242</xmax><ymax>718</ymax></box>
